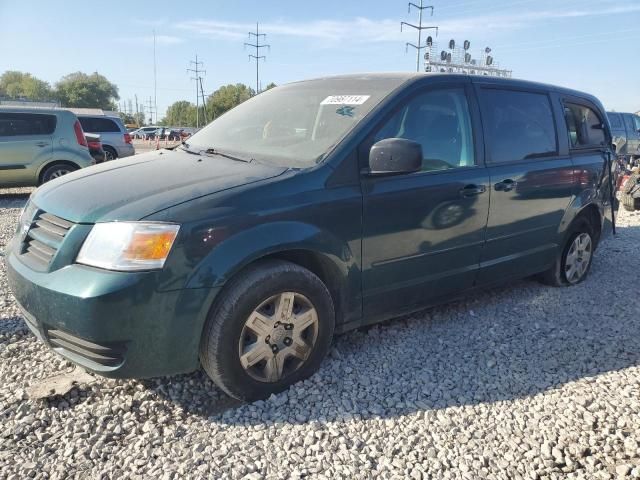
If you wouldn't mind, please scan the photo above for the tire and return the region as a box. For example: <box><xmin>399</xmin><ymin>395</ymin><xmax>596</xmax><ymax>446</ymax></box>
<box><xmin>540</xmin><ymin>218</ymin><xmax>595</xmax><ymax>287</ymax></box>
<box><xmin>200</xmin><ymin>260</ymin><xmax>335</xmax><ymax>401</ymax></box>
<box><xmin>40</xmin><ymin>163</ymin><xmax>77</xmax><ymax>184</ymax></box>
<box><xmin>103</xmin><ymin>146</ymin><xmax>117</xmax><ymax>161</ymax></box>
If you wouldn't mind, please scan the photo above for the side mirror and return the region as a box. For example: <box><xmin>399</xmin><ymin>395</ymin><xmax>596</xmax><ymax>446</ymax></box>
<box><xmin>367</xmin><ymin>138</ymin><xmax>422</xmax><ymax>175</ymax></box>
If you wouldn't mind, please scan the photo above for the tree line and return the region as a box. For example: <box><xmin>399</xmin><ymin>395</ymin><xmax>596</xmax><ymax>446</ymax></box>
<box><xmin>0</xmin><ymin>70</ymin><xmax>275</xmax><ymax>128</ymax></box>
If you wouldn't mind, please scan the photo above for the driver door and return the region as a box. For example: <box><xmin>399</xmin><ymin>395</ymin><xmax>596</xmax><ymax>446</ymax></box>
<box><xmin>360</xmin><ymin>82</ymin><xmax>490</xmax><ymax>319</ymax></box>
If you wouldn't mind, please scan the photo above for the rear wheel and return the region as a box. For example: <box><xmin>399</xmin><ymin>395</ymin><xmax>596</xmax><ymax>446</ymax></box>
<box><xmin>40</xmin><ymin>163</ymin><xmax>77</xmax><ymax>184</ymax></box>
<box><xmin>200</xmin><ymin>260</ymin><xmax>335</xmax><ymax>401</ymax></box>
<box><xmin>540</xmin><ymin>218</ymin><xmax>595</xmax><ymax>287</ymax></box>
<box><xmin>103</xmin><ymin>146</ymin><xmax>117</xmax><ymax>161</ymax></box>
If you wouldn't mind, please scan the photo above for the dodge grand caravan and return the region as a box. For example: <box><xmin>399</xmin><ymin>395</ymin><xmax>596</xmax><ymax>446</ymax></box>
<box><xmin>6</xmin><ymin>74</ymin><xmax>615</xmax><ymax>401</ymax></box>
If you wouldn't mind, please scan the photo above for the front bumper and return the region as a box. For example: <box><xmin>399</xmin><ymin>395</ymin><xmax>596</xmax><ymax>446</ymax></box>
<box><xmin>6</xmin><ymin>248</ymin><xmax>219</xmax><ymax>378</ymax></box>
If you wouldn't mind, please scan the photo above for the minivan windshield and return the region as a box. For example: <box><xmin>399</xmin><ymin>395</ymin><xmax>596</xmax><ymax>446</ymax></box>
<box><xmin>185</xmin><ymin>76</ymin><xmax>406</xmax><ymax>168</ymax></box>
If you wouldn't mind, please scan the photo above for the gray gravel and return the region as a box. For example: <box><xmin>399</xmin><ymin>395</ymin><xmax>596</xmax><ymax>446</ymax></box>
<box><xmin>1</xmin><ymin>189</ymin><xmax>640</xmax><ymax>479</ymax></box>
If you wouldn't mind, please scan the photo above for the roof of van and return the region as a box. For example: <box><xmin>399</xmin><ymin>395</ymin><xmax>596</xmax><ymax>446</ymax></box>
<box><xmin>65</xmin><ymin>108</ymin><xmax>120</xmax><ymax>118</ymax></box>
<box><xmin>294</xmin><ymin>72</ymin><xmax>602</xmax><ymax>105</ymax></box>
<box><xmin>0</xmin><ymin>106</ymin><xmax>75</xmax><ymax>115</ymax></box>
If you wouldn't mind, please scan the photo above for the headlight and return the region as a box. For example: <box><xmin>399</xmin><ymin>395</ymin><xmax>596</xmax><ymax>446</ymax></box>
<box><xmin>17</xmin><ymin>201</ymin><xmax>37</xmax><ymax>240</ymax></box>
<box><xmin>77</xmin><ymin>222</ymin><xmax>180</xmax><ymax>271</ymax></box>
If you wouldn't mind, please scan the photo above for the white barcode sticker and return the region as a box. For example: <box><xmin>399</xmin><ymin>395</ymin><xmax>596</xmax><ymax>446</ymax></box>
<box><xmin>321</xmin><ymin>95</ymin><xmax>370</xmax><ymax>105</ymax></box>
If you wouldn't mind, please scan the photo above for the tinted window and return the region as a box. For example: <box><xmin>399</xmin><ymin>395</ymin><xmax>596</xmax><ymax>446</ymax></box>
<box><xmin>625</xmin><ymin>114</ymin><xmax>640</xmax><ymax>133</ymax></box>
<box><xmin>79</xmin><ymin>117</ymin><xmax>121</xmax><ymax>133</ymax></box>
<box><xmin>0</xmin><ymin>113</ymin><xmax>57</xmax><ymax>137</ymax></box>
<box><xmin>607</xmin><ymin>112</ymin><xmax>623</xmax><ymax>129</ymax></box>
<box><xmin>564</xmin><ymin>103</ymin><xmax>605</xmax><ymax>148</ymax></box>
<box><xmin>374</xmin><ymin>88</ymin><xmax>475</xmax><ymax>171</ymax></box>
<box><xmin>481</xmin><ymin>89</ymin><xmax>557</xmax><ymax>163</ymax></box>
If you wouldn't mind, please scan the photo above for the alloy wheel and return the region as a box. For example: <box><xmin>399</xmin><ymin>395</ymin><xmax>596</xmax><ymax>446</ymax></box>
<box><xmin>49</xmin><ymin>169</ymin><xmax>71</xmax><ymax>179</ymax></box>
<box><xmin>565</xmin><ymin>233</ymin><xmax>592</xmax><ymax>284</ymax></box>
<box><xmin>238</xmin><ymin>292</ymin><xmax>319</xmax><ymax>383</ymax></box>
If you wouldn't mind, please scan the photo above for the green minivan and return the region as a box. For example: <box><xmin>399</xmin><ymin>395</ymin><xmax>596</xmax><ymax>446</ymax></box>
<box><xmin>6</xmin><ymin>74</ymin><xmax>615</xmax><ymax>401</ymax></box>
<box><xmin>0</xmin><ymin>107</ymin><xmax>94</xmax><ymax>187</ymax></box>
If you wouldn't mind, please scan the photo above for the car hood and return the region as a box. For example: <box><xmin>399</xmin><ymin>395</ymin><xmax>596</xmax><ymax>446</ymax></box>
<box><xmin>32</xmin><ymin>149</ymin><xmax>287</xmax><ymax>223</ymax></box>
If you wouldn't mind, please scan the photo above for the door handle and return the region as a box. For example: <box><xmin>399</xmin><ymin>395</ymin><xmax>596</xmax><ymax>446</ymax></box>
<box><xmin>495</xmin><ymin>179</ymin><xmax>518</xmax><ymax>192</ymax></box>
<box><xmin>459</xmin><ymin>184</ymin><xmax>487</xmax><ymax>197</ymax></box>
<box><xmin>35</xmin><ymin>142</ymin><xmax>49</xmax><ymax>147</ymax></box>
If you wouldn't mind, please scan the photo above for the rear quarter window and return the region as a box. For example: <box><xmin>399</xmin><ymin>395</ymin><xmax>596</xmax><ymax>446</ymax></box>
<box><xmin>79</xmin><ymin>117</ymin><xmax>121</xmax><ymax>133</ymax></box>
<box><xmin>0</xmin><ymin>112</ymin><xmax>57</xmax><ymax>137</ymax></box>
<box><xmin>479</xmin><ymin>88</ymin><xmax>557</xmax><ymax>163</ymax></box>
<box><xmin>564</xmin><ymin>103</ymin><xmax>606</xmax><ymax>149</ymax></box>
<box><xmin>607</xmin><ymin>113</ymin><xmax>623</xmax><ymax>129</ymax></box>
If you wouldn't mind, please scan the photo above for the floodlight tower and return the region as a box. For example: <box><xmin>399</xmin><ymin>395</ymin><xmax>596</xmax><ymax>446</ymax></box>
<box><xmin>245</xmin><ymin>23</ymin><xmax>270</xmax><ymax>94</ymax></box>
<box><xmin>401</xmin><ymin>1</ymin><xmax>438</xmax><ymax>72</ymax></box>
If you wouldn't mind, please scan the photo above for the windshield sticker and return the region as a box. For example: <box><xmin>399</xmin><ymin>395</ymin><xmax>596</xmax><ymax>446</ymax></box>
<box><xmin>321</xmin><ymin>95</ymin><xmax>370</xmax><ymax>105</ymax></box>
<box><xmin>336</xmin><ymin>106</ymin><xmax>355</xmax><ymax>117</ymax></box>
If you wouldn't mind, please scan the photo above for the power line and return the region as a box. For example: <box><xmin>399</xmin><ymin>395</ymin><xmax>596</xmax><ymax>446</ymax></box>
<box><xmin>245</xmin><ymin>22</ymin><xmax>270</xmax><ymax>94</ymax></box>
<box><xmin>187</xmin><ymin>55</ymin><xmax>206</xmax><ymax>128</ymax></box>
<box><xmin>401</xmin><ymin>1</ymin><xmax>438</xmax><ymax>72</ymax></box>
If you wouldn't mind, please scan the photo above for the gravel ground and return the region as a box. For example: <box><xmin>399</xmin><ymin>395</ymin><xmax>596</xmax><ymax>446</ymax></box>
<box><xmin>1</xmin><ymin>189</ymin><xmax>639</xmax><ymax>480</ymax></box>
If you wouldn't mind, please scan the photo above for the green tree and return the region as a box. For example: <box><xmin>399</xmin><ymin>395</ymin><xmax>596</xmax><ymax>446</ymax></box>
<box><xmin>265</xmin><ymin>82</ymin><xmax>277</xmax><ymax>90</ymax></box>
<box><xmin>0</xmin><ymin>71</ymin><xmax>53</xmax><ymax>101</ymax></box>
<box><xmin>162</xmin><ymin>100</ymin><xmax>197</xmax><ymax>127</ymax></box>
<box><xmin>55</xmin><ymin>72</ymin><xmax>119</xmax><ymax>110</ymax></box>
<box><xmin>206</xmin><ymin>83</ymin><xmax>254</xmax><ymax>119</ymax></box>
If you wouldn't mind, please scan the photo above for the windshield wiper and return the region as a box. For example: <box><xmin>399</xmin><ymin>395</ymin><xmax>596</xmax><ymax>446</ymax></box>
<box><xmin>178</xmin><ymin>142</ymin><xmax>201</xmax><ymax>155</ymax></box>
<box><xmin>203</xmin><ymin>148</ymin><xmax>253</xmax><ymax>163</ymax></box>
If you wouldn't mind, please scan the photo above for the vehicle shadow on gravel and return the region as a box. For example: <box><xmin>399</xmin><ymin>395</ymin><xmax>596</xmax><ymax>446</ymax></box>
<box><xmin>149</xmin><ymin>224</ymin><xmax>640</xmax><ymax>425</ymax></box>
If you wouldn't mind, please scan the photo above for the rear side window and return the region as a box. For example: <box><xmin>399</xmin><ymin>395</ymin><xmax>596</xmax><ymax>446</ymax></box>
<box><xmin>564</xmin><ymin>103</ymin><xmax>605</xmax><ymax>148</ymax></box>
<box><xmin>79</xmin><ymin>117</ymin><xmax>121</xmax><ymax>133</ymax></box>
<box><xmin>480</xmin><ymin>89</ymin><xmax>557</xmax><ymax>163</ymax></box>
<box><xmin>607</xmin><ymin>113</ymin><xmax>623</xmax><ymax>129</ymax></box>
<box><xmin>0</xmin><ymin>113</ymin><xmax>57</xmax><ymax>137</ymax></box>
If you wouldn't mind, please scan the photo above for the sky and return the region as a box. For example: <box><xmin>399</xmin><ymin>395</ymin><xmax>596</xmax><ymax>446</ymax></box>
<box><xmin>1</xmin><ymin>0</ymin><xmax>639</xmax><ymax>120</ymax></box>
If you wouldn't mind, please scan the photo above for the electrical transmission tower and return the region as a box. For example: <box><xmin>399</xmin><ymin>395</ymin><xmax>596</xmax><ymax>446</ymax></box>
<box><xmin>145</xmin><ymin>97</ymin><xmax>155</xmax><ymax>125</ymax></box>
<box><xmin>245</xmin><ymin>22</ymin><xmax>270</xmax><ymax>94</ymax></box>
<box><xmin>187</xmin><ymin>55</ymin><xmax>206</xmax><ymax>128</ymax></box>
<box><xmin>401</xmin><ymin>1</ymin><xmax>438</xmax><ymax>72</ymax></box>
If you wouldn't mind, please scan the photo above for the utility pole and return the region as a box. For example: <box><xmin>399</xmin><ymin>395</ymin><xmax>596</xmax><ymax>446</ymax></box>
<box><xmin>135</xmin><ymin>94</ymin><xmax>139</xmax><ymax>125</ymax></box>
<box><xmin>199</xmin><ymin>77</ymin><xmax>209</xmax><ymax>124</ymax></box>
<box><xmin>401</xmin><ymin>1</ymin><xmax>438</xmax><ymax>72</ymax></box>
<box><xmin>245</xmin><ymin>22</ymin><xmax>270</xmax><ymax>95</ymax></box>
<box><xmin>153</xmin><ymin>29</ymin><xmax>158</xmax><ymax>124</ymax></box>
<box><xmin>187</xmin><ymin>55</ymin><xmax>206</xmax><ymax>128</ymax></box>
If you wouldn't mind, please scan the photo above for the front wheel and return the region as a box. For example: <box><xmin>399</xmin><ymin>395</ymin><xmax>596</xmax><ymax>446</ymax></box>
<box><xmin>40</xmin><ymin>163</ymin><xmax>77</xmax><ymax>184</ymax></box>
<box><xmin>200</xmin><ymin>260</ymin><xmax>335</xmax><ymax>401</ymax></box>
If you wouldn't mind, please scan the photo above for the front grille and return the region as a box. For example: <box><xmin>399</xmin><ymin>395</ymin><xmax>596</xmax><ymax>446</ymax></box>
<box><xmin>22</xmin><ymin>212</ymin><xmax>74</xmax><ymax>270</ymax></box>
<box><xmin>47</xmin><ymin>329</ymin><xmax>125</xmax><ymax>368</ymax></box>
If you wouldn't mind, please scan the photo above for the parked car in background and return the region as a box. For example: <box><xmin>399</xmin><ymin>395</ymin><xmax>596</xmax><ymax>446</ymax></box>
<box><xmin>0</xmin><ymin>107</ymin><xmax>94</xmax><ymax>187</ymax></box>
<box><xmin>76</xmin><ymin>114</ymin><xmax>134</xmax><ymax>160</ymax></box>
<box><xmin>164</xmin><ymin>128</ymin><xmax>184</xmax><ymax>141</ymax></box>
<box><xmin>6</xmin><ymin>74</ymin><xmax>615</xmax><ymax>402</ymax></box>
<box><xmin>130</xmin><ymin>126</ymin><xmax>160</xmax><ymax>140</ymax></box>
<box><xmin>607</xmin><ymin>111</ymin><xmax>640</xmax><ymax>162</ymax></box>
<box><xmin>85</xmin><ymin>133</ymin><xmax>106</xmax><ymax>164</ymax></box>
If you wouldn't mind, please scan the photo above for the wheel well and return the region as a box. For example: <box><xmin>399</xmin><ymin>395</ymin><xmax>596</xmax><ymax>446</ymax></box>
<box><xmin>262</xmin><ymin>250</ymin><xmax>344</xmax><ymax>323</ymax></box>
<box><xmin>103</xmin><ymin>145</ymin><xmax>117</xmax><ymax>154</ymax></box>
<box><xmin>576</xmin><ymin>204</ymin><xmax>602</xmax><ymax>247</ymax></box>
<box><xmin>38</xmin><ymin>161</ymin><xmax>80</xmax><ymax>185</ymax></box>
